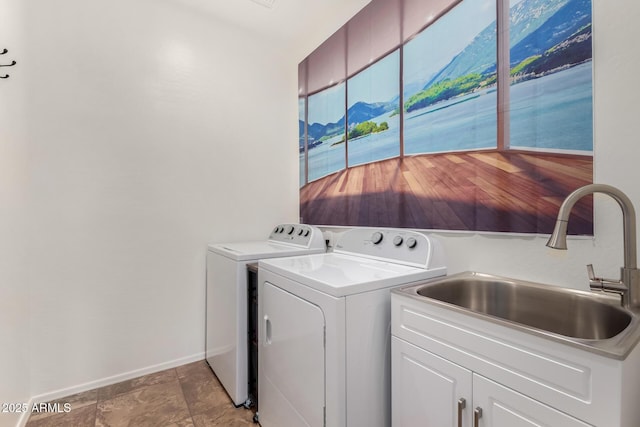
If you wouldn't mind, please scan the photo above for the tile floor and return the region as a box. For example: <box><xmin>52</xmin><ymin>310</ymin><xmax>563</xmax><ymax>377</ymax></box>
<box><xmin>25</xmin><ymin>360</ymin><xmax>255</xmax><ymax>427</ymax></box>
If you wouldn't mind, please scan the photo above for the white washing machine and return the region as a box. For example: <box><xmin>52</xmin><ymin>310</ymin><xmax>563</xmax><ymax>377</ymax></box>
<box><xmin>206</xmin><ymin>224</ymin><xmax>326</xmax><ymax>407</ymax></box>
<box><xmin>257</xmin><ymin>227</ymin><xmax>447</xmax><ymax>427</ymax></box>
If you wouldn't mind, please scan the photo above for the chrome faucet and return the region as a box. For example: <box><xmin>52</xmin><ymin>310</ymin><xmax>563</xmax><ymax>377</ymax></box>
<box><xmin>546</xmin><ymin>184</ymin><xmax>640</xmax><ymax>309</ymax></box>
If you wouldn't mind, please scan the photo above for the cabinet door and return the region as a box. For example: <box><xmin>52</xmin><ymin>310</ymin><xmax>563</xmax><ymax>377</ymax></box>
<box><xmin>473</xmin><ymin>375</ymin><xmax>592</xmax><ymax>427</ymax></box>
<box><xmin>392</xmin><ymin>336</ymin><xmax>472</xmax><ymax>427</ymax></box>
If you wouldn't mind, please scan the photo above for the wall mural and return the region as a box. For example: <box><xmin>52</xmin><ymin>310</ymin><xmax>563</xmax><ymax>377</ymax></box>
<box><xmin>299</xmin><ymin>0</ymin><xmax>594</xmax><ymax>235</ymax></box>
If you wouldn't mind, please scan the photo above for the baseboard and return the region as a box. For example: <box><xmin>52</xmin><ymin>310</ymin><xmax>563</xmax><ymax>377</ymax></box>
<box><xmin>25</xmin><ymin>352</ymin><xmax>204</xmax><ymax>415</ymax></box>
<box><xmin>15</xmin><ymin>397</ymin><xmax>35</xmax><ymax>427</ymax></box>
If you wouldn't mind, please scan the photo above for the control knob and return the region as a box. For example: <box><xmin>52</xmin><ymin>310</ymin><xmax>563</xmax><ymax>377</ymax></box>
<box><xmin>371</xmin><ymin>231</ymin><xmax>384</xmax><ymax>244</ymax></box>
<box><xmin>393</xmin><ymin>236</ymin><xmax>404</xmax><ymax>246</ymax></box>
<box><xmin>406</xmin><ymin>237</ymin><xmax>417</xmax><ymax>249</ymax></box>
<box><xmin>286</xmin><ymin>225</ymin><xmax>295</xmax><ymax>235</ymax></box>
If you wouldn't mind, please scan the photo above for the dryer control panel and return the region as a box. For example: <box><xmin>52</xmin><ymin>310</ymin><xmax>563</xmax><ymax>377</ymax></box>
<box><xmin>333</xmin><ymin>227</ymin><xmax>446</xmax><ymax>269</ymax></box>
<box><xmin>268</xmin><ymin>224</ymin><xmax>325</xmax><ymax>249</ymax></box>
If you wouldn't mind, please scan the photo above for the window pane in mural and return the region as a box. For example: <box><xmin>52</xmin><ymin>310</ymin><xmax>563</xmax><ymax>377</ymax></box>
<box><xmin>509</xmin><ymin>0</ymin><xmax>593</xmax><ymax>152</ymax></box>
<box><xmin>403</xmin><ymin>0</ymin><xmax>497</xmax><ymax>155</ymax></box>
<box><xmin>299</xmin><ymin>98</ymin><xmax>306</xmax><ymax>188</ymax></box>
<box><xmin>306</xmin><ymin>83</ymin><xmax>346</xmax><ymax>182</ymax></box>
<box><xmin>346</xmin><ymin>50</ymin><xmax>400</xmax><ymax>167</ymax></box>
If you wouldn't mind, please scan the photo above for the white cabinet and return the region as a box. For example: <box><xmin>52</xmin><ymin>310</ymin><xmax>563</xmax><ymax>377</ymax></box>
<box><xmin>392</xmin><ymin>337</ymin><xmax>591</xmax><ymax>427</ymax></box>
<box><xmin>391</xmin><ymin>291</ymin><xmax>640</xmax><ymax>426</ymax></box>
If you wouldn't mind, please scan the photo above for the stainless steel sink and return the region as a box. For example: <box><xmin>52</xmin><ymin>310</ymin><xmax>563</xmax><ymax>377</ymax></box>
<box><xmin>396</xmin><ymin>271</ymin><xmax>640</xmax><ymax>358</ymax></box>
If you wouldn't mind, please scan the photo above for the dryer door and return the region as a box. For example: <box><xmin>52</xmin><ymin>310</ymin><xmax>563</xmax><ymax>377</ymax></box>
<box><xmin>260</xmin><ymin>282</ymin><xmax>326</xmax><ymax>427</ymax></box>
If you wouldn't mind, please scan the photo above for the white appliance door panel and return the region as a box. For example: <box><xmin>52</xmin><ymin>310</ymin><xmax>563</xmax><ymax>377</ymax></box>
<box><xmin>205</xmin><ymin>252</ymin><xmax>246</xmax><ymax>405</ymax></box>
<box><xmin>261</xmin><ymin>282</ymin><xmax>325</xmax><ymax>427</ymax></box>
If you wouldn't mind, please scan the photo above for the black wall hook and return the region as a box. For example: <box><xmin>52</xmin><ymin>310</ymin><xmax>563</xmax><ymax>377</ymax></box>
<box><xmin>1</xmin><ymin>48</ymin><xmax>16</xmax><ymax>79</ymax></box>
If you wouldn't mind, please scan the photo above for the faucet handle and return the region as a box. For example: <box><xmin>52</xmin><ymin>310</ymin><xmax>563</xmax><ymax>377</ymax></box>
<box><xmin>587</xmin><ymin>264</ymin><xmax>627</xmax><ymax>296</ymax></box>
<box><xmin>587</xmin><ymin>264</ymin><xmax>605</xmax><ymax>291</ymax></box>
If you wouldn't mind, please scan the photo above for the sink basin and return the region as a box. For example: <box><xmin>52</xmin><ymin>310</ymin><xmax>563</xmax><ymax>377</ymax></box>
<box><xmin>414</xmin><ymin>272</ymin><xmax>631</xmax><ymax>340</ymax></box>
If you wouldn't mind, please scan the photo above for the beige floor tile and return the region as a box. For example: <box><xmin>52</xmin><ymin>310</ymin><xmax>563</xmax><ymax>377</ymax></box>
<box><xmin>176</xmin><ymin>361</ymin><xmax>213</xmax><ymax>382</ymax></box>
<box><xmin>178</xmin><ymin>363</ymin><xmax>233</xmax><ymax>417</ymax></box>
<box><xmin>97</xmin><ymin>368</ymin><xmax>177</xmax><ymax>402</ymax></box>
<box><xmin>24</xmin><ymin>360</ymin><xmax>255</xmax><ymax>427</ymax></box>
<box><xmin>166</xmin><ymin>418</ymin><xmax>196</xmax><ymax>427</ymax></box>
<box><xmin>191</xmin><ymin>406</ymin><xmax>255</xmax><ymax>427</ymax></box>
<box><xmin>28</xmin><ymin>389</ymin><xmax>98</xmax><ymax>422</ymax></box>
<box><xmin>25</xmin><ymin>404</ymin><xmax>96</xmax><ymax>427</ymax></box>
<box><xmin>95</xmin><ymin>379</ymin><xmax>190</xmax><ymax>427</ymax></box>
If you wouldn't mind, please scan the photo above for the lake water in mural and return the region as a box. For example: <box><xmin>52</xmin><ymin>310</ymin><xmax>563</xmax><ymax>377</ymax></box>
<box><xmin>302</xmin><ymin>61</ymin><xmax>593</xmax><ymax>181</ymax></box>
<box><xmin>510</xmin><ymin>62</ymin><xmax>593</xmax><ymax>151</ymax></box>
<box><xmin>403</xmin><ymin>89</ymin><xmax>497</xmax><ymax>155</ymax></box>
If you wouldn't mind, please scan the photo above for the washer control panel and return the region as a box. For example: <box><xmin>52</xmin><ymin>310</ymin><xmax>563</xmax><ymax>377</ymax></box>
<box><xmin>334</xmin><ymin>228</ymin><xmax>445</xmax><ymax>269</ymax></box>
<box><xmin>269</xmin><ymin>223</ymin><xmax>322</xmax><ymax>248</ymax></box>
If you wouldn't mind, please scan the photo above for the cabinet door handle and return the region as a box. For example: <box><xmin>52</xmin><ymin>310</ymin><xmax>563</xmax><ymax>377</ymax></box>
<box><xmin>473</xmin><ymin>407</ymin><xmax>483</xmax><ymax>427</ymax></box>
<box><xmin>457</xmin><ymin>398</ymin><xmax>466</xmax><ymax>427</ymax></box>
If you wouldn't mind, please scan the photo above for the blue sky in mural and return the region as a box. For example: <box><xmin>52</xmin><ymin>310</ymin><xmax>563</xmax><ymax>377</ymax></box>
<box><xmin>403</xmin><ymin>0</ymin><xmax>496</xmax><ymax>96</ymax></box>
<box><xmin>307</xmin><ymin>83</ymin><xmax>344</xmax><ymax>127</ymax></box>
<box><xmin>348</xmin><ymin>51</ymin><xmax>399</xmax><ymax>105</ymax></box>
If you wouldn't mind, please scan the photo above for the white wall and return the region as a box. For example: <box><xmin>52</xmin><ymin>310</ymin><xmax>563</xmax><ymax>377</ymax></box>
<box><xmin>424</xmin><ymin>0</ymin><xmax>640</xmax><ymax>291</ymax></box>
<box><xmin>23</xmin><ymin>0</ymin><xmax>300</xmax><ymax>399</ymax></box>
<box><xmin>0</xmin><ymin>0</ymin><xmax>30</xmax><ymax>426</ymax></box>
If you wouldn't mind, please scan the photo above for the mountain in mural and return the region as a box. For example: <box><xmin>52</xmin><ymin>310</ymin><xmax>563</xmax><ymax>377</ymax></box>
<box><xmin>306</xmin><ymin>119</ymin><xmax>344</xmax><ymax>144</ymax></box>
<box><xmin>302</xmin><ymin>98</ymin><xmax>397</xmax><ymax>146</ymax></box>
<box><xmin>346</xmin><ymin>101</ymin><xmax>397</xmax><ymax>126</ymax></box>
<box><xmin>511</xmin><ymin>23</ymin><xmax>591</xmax><ymax>80</ymax></box>
<box><xmin>510</xmin><ymin>0</ymin><xmax>591</xmax><ymax>66</ymax></box>
<box><xmin>420</xmin><ymin>0</ymin><xmax>591</xmax><ymax>90</ymax></box>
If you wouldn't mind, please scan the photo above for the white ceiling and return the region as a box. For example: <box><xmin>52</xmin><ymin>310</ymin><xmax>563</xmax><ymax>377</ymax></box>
<box><xmin>175</xmin><ymin>0</ymin><xmax>372</xmax><ymax>60</ymax></box>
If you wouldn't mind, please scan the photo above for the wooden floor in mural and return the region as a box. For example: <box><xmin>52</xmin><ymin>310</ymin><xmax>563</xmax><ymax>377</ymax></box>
<box><xmin>299</xmin><ymin>150</ymin><xmax>594</xmax><ymax>234</ymax></box>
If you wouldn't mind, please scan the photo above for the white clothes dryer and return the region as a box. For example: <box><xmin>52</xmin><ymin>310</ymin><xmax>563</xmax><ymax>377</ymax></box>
<box><xmin>205</xmin><ymin>224</ymin><xmax>325</xmax><ymax>407</ymax></box>
<box><xmin>257</xmin><ymin>227</ymin><xmax>447</xmax><ymax>427</ymax></box>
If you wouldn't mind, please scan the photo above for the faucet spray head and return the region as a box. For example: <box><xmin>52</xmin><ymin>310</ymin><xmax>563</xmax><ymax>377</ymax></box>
<box><xmin>546</xmin><ymin>220</ymin><xmax>568</xmax><ymax>250</ymax></box>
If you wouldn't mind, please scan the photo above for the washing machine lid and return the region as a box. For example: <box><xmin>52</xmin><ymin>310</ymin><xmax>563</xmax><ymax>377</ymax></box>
<box><xmin>208</xmin><ymin>241</ymin><xmax>325</xmax><ymax>261</ymax></box>
<box><xmin>259</xmin><ymin>253</ymin><xmax>446</xmax><ymax>297</ymax></box>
